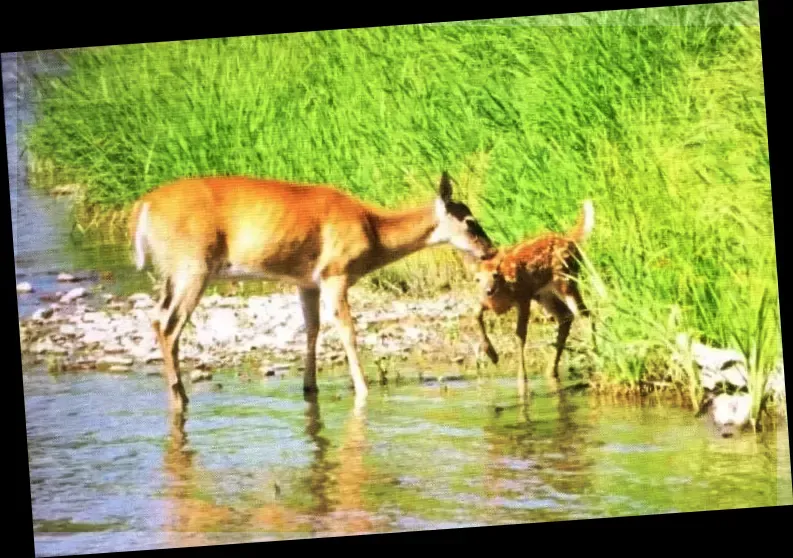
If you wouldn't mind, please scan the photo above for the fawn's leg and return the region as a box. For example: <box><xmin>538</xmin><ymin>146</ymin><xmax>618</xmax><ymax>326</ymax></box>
<box><xmin>516</xmin><ymin>300</ymin><xmax>531</xmax><ymax>397</ymax></box>
<box><xmin>569</xmin><ymin>282</ymin><xmax>597</xmax><ymax>352</ymax></box>
<box><xmin>537</xmin><ymin>291</ymin><xmax>574</xmax><ymax>393</ymax></box>
<box><xmin>475</xmin><ymin>305</ymin><xmax>499</xmax><ymax>364</ymax></box>
<box><xmin>299</xmin><ymin>287</ymin><xmax>321</xmax><ymax>394</ymax></box>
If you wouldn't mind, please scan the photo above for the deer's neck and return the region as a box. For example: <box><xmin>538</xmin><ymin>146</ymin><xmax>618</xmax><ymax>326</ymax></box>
<box><xmin>369</xmin><ymin>204</ymin><xmax>438</xmax><ymax>268</ymax></box>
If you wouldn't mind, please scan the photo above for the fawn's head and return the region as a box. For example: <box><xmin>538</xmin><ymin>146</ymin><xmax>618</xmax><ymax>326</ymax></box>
<box><xmin>428</xmin><ymin>172</ymin><xmax>495</xmax><ymax>260</ymax></box>
<box><xmin>474</xmin><ymin>251</ymin><xmax>506</xmax><ymax>298</ymax></box>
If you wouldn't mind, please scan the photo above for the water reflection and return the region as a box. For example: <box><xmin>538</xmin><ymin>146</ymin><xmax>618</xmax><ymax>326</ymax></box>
<box><xmin>481</xmin><ymin>389</ymin><xmax>595</xmax><ymax>522</ymax></box>
<box><xmin>161</xmin><ymin>394</ymin><xmax>383</xmax><ymax>547</ymax></box>
<box><xmin>162</xmin><ymin>412</ymin><xmax>240</xmax><ymax>548</ymax></box>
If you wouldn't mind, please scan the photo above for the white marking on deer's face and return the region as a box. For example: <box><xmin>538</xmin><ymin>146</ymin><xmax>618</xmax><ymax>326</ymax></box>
<box><xmin>429</xmin><ymin>198</ymin><xmax>494</xmax><ymax>259</ymax></box>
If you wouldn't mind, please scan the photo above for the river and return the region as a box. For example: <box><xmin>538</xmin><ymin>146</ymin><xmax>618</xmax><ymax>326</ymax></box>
<box><xmin>5</xmin><ymin>50</ymin><xmax>792</xmax><ymax>556</ymax></box>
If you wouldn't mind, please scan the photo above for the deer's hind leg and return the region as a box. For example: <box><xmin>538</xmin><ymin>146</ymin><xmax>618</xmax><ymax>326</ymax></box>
<box><xmin>153</xmin><ymin>263</ymin><xmax>211</xmax><ymax>413</ymax></box>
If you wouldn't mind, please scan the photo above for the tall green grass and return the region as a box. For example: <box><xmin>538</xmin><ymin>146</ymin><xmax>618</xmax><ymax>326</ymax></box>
<box><xmin>21</xmin><ymin>2</ymin><xmax>781</xmax><ymax>401</ymax></box>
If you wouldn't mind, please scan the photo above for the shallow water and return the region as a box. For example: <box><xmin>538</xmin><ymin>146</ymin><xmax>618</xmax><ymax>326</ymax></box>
<box><xmin>5</xmin><ymin>49</ymin><xmax>792</xmax><ymax>557</ymax></box>
<box><xmin>4</xmin><ymin>52</ymin><xmax>150</xmax><ymax>321</ymax></box>
<box><xmin>24</xmin><ymin>366</ymin><xmax>792</xmax><ymax>555</ymax></box>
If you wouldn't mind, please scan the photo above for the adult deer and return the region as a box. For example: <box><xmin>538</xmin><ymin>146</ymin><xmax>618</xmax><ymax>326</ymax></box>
<box><xmin>129</xmin><ymin>172</ymin><xmax>495</xmax><ymax>412</ymax></box>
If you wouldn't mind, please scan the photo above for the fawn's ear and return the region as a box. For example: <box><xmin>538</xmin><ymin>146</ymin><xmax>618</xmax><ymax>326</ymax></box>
<box><xmin>438</xmin><ymin>171</ymin><xmax>453</xmax><ymax>203</ymax></box>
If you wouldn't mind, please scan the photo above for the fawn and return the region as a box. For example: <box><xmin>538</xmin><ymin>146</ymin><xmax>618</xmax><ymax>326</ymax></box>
<box><xmin>474</xmin><ymin>200</ymin><xmax>596</xmax><ymax>393</ymax></box>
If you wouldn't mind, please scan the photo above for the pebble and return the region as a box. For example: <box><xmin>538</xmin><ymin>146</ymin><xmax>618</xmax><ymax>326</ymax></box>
<box><xmin>60</xmin><ymin>287</ymin><xmax>87</xmax><ymax>303</ymax></box>
<box><xmin>98</xmin><ymin>356</ymin><xmax>134</xmax><ymax>367</ymax></box>
<box><xmin>263</xmin><ymin>363</ymin><xmax>290</xmax><ymax>377</ymax></box>
<box><xmin>17</xmin><ymin>282</ymin><xmax>33</xmax><ymax>293</ymax></box>
<box><xmin>32</xmin><ymin>307</ymin><xmax>54</xmax><ymax>321</ymax></box>
<box><xmin>57</xmin><ymin>273</ymin><xmax>79</xmax><ymax>282</ymax></box>
<box><xmin>17</xmin><ymin>290</ymin><xmax>785</xmax><ymax>412</ymax></box>
<box><xmin>190</xmin><ymin>370</ymin><xmax>213</xmax><ymax>383</ymax></box>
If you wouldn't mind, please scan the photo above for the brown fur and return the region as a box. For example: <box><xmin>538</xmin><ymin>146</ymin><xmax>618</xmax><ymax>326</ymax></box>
<box><xmin>474</xmin><ymin>200</ymin><xmax>596</xmax><ymax>393</ymax></box>
<box><xmin>129</xmin><ymin>173</ymin><xmax>494</xmax><ymax>412</ymax></box>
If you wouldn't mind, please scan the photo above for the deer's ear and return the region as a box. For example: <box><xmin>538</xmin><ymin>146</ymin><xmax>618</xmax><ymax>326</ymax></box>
<box><xmin>439</xmin><ymin>171</ymin><xmax>453</xmax><ymax>202</ymax></box>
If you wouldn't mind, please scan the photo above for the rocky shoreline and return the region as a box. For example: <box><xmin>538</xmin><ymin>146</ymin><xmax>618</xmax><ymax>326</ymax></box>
<box><xmin>17</xmin><ymin>282</ymin><xmax>786</xmax><ymax>412</ymax></box>
<box><xmin>17</xmin><ymin>286</ymin><xmax>484</xmax><ymax>378</ymax></box>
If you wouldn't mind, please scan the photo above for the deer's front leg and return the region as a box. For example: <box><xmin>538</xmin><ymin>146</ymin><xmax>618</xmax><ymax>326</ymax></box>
<box><xmin>322</xmin><ymin>275</ymin><xmax>368</xmax><ymax>397</ymax></box>
<box><xmin>476</xmin><ymin>305</ymin><xmax>499</xmax><ymax>364</ymax></box>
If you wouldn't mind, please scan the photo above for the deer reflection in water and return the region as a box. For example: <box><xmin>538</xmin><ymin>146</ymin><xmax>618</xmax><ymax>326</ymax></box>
<box><xmin>481</xmin><ymin>390</ymin><xmax>595</xmax><ymax>522</ymax></box>
<box><xmin>161</xmin><ymin>395</ymin><xmax>384</xmax><ymax>548</ymax></box>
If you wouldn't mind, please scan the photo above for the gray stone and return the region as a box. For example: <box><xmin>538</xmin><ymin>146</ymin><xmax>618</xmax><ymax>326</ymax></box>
<box><xmin>57</xmin><ymin>273</ymin><xmax>79</xmax><ymax>282</ymax></box>
<box><xmin>103</xmin><ymin>343</ymin><xmax>126</xmax><ymax>354</ymax></box>
<box><xmin>60</xmin><ymin>287</ymin><xmax>87</xmax><ymax>303</ymax></box>
<box><xmin>32</xmin><ymin>307</ymin><xmax>54</xmax><ymax>321</ymax></box>
<box><xmin>708</xmin><ymin>393</ymin><xmax>752</xmax><ymax>435</ymax></box>
<box><xmin>17</xmin><ymin>282</ymin><xmax>33</xmax><ymax>293</ymax></box>
<box><xmin>82</xmin><ymin>311</ymin><xmax>108</xmax><ymax>323</ymax></box>
<box><xmin>190</xmin><ymin>370</ymin><xmax>212</xmax><ymax>383</ymax></box>
<box><xmin>98</xmin><ymin>356</ymin><xmax>134</xmax><ymax>367</ymax></box>
<box><xmin>82</xmin><ymin>330</ymin><xmax>109</xmax><ymax>345</ymax></box>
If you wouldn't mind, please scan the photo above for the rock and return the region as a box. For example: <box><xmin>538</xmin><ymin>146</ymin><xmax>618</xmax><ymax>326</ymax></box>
<box><xmin>767</xmin><ymin>362</ymin><xmax>786</xmax><ymax>399</ymax></box>
<box><xmin>82</xmin><ymin>330</ymin><xmax>110</xmax><ymax>345</ymax></box>
<box><xmin>262</xmin><ymin>363</ymin><xmax>290</xmax><ymax>377</ymax></box>
<box><xmin>453</xmin><ymin>356</ymin><xmax>465</xmax><ymax>364</ymax></box>
<box><xmin>59</xmin><ymin>325</ymin><xmax>77</xmax><ymax>336</ymax></box>
<box><xmin>31</xmin><ymin>340</ymin><xmax>68</xmax><ymax>355</ymax></box>
<box><xmin>56</xmin><ymin>273</ymin><xmax>79</xmax><ymax>282</ymax></box>
<box><xmin>133</xmin><ymin>298</ymin><xmax>154</xmax><ymax>309</ymax></box>
<box><xmin>144</xmin><ymin>351</ymin><xmax>164</xmax><ymax>364</ymax></box>
<box><xmin>60</xmin><ymin>287</ymin><xmax>87</xmax><ymax>303</ymax></box>
<box><xmin>194</xmin><ymin>356</ymin><xmax>216</xmax><ymax>371</ymax></box>
<box><xmin>82</xmin><ymin>312</ymin><xmax>108</xmax><ymax>323</ymax></box>
<box><xmin>17</xmin><ymin>282</ymin><xmax>33</xmax><ymax>293</ymax></box>
<box><xmin>109</xmin><ymin>365</ymin><xmax>131</xmax><ymax>372</ymax></box>
<box><xmin>247</xmin><ymin>334</ymin><xmax>273</xmax><ymax>351</ymax></box>
<box><xmin>101</xmin><ymin>293</ymin><xmax>114</xmax><ymax>302</ymax></box>
<box><xmin>706</xmin><ymin>393</ymin><xmax>753</xmax><ymax>437</ymax></box>
<box><xmin>675</xmin><ymin>334</ymin><xmax>750</xmax><ymax>391</ymax></box>
<box><xmin>32</xmin><ymin>307</ymin><xmax>54</xmax><ymax>321</ymax></box>
<box><xmin>202</xmin><ymin>294</ymin><xmax>223</xmax><ymax>307</ymax></box>
<box><xmin>103</xmin><ymin>343</ymin><xmax>126</xmax><ymax>354</ymax></box>
<box><xmin>97</xmin><ymin>356</ymin><xmax>134</xmax><ymax>368</ymax></box>
<box><xmin>190</xmin><ymin>370</ymin><xmax>212</xmax><ymax>383</ymax></box>
<box><xmin>195</xmin><ymin>308</ymin><xmax>238</xmax><ymax>346</ymax></box>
